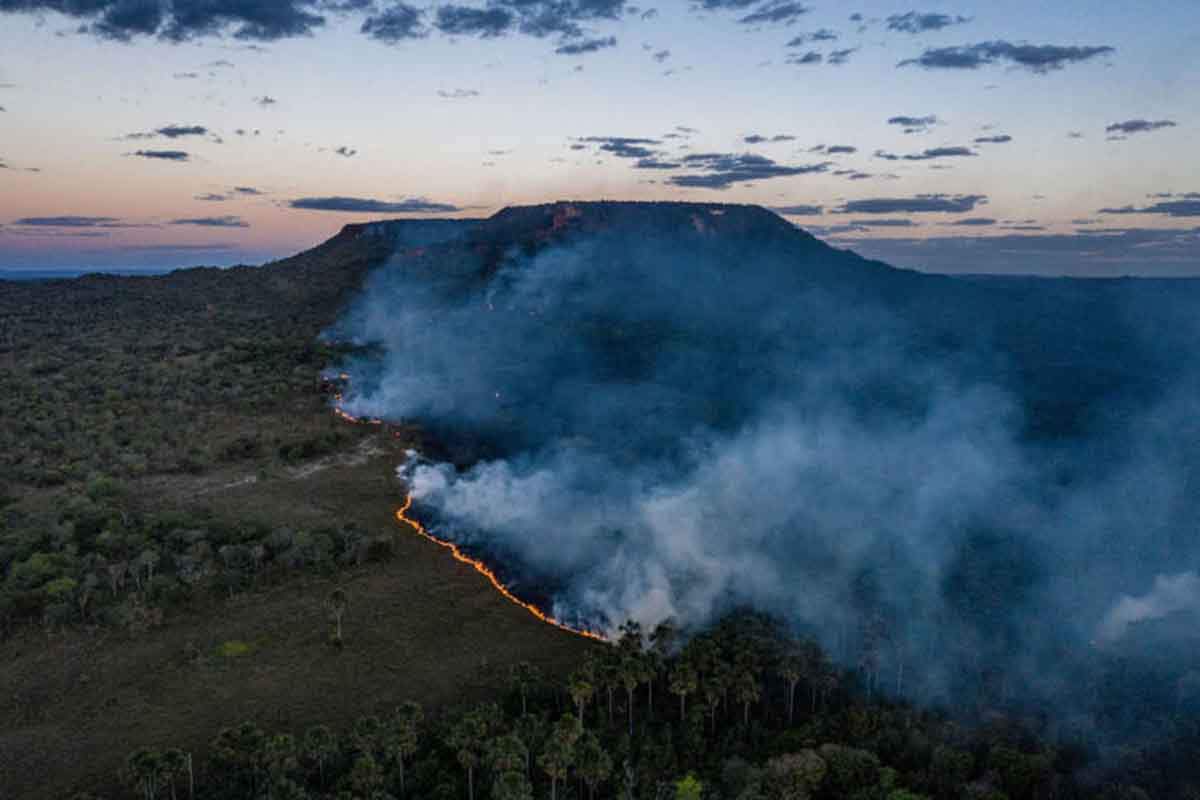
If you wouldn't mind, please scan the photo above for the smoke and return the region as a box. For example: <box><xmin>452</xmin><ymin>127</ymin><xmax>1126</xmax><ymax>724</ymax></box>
<box><xmin>328</xmin><ymin>206</ymin><xmax>1200</xmax><ymax>722</ymax></box>
<box><xmin>1097</xmin><ymin>572</ymin><xmax>1200</xmax><ymax>644</ymax></box>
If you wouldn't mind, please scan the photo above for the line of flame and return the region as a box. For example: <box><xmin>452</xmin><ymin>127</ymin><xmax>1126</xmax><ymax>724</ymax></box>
<box><xmin>331</xmin><ymin>386</ymin><xmax>605</xmax><ymax>641</ymax></box>
<box><xmin>394</xmin><ymin>495</ymin><xmax>608</xmax><ymax>642</ymax></box>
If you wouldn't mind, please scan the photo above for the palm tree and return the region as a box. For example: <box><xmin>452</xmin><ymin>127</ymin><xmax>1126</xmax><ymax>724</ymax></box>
<box><xmin>779</xmin><ymin>653</ymin><xmax>803</xmax><ymax>725</ymax></box>
<box><xmin>492</xmin><ymin>770</ymin><xmax>534</xmax><ymax>800</ymax></box>
<box><xmin>509</xmin><ymin>661</ymin><xmax>541</xmax><ymax>716</ymax></box>
<box><xmin>619</xmin><ymin>652</ymin><xmax>648</xmax><ymax>736</ymax></box>
<box><xmin>448</xmin><ymin>706</ymin><xmax>497</xmax><ymax>800</ymax></box>
<box><xmin>669</xmin><ymin>661</ymin><xmax>698</xmax><ymax>719</ymax></box>
<box><xmin>489</xmin><ymin>733</ymin><xmax>529</xmax><ymax>775</ymax></box>
<box><xmin>568</xmin><ymin>668</ymin><xmax>595</xmax><ymax>724</ymax></box>
<box><xmin>326</xmin><ymin>587</ymin><xmax>348</xmax><ymax>644</ymax></box>
<box><xmin>575</xmin><ymin>732</ymin><xmax>613</xmax><ymax>800</ymax></box>
<box><xmin>301</xmin><ymin>726</ymin><xmax>338</xmax><ymax>790</ymax></box>
<box><xmin>734</xmin><ymin>668</ymin><xmax>761</xmax><ymax>727</ymax></box>
<box><xmin>126</xmin><ymin>748</ymin><xmax>165</xmax><ymax>800</ymax></box>
<box><xmin>388</xmin><ymin>701</ymin><xmax>423</xmax><ymax>797</ymax></box>
<box><xmin>538</xmin><ymin>715</ymin><xmax>581</xmax><ymax>800</ymax></box>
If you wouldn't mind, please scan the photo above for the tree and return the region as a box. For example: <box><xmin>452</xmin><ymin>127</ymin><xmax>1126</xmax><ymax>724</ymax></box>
<box><xmin>778</xmin><ymin>652</ymin><xmax>803</xmax><ymax>726</ymax></box>
<box><xmin>569</xmin><ymin>667</ymin><xmax>596</xmax><ymax>724</ymax></box>
<box><xmin>493</xmin><ymin>770</ymin><xmax>534</xmax><ymax>800</ymax></box>
<box><xmin>675</xmin><ymin>773</ymin><xmax>703</xmax><ymax>800</ymax></box>
<box><xmin>301</xmin><ymin>725</ymin><xmax>338</xmax><ymax>790</ymax></box>
<box><xmin>490</xmin><ymin>733</ymin><xmax>529</xmax><ymax>775</ymax></box>
<box><xmin>669</xmin><ymin>661</ymin><xmax>698</xmax><ymax>720</ymax></box>
<box><xmin>763</xmin><ymin>751</ymin><xmax>826</xmax><ymax>800</ymax></box>
<box><xmin>126</xmin><ymin>748</ymin><xmax>166</xmax><ymax>800</ymax></box>
<box><xmin>326</xmin><ymin>587</ymin><xmax>348</xmax><ymax>644</ymax></box>
<box><xmin>538</xmin><ymin>714</ymin><xmax>581</xmax><ymax>800</ymax></box>
<box><xmin>448</xmin><ymin>704</ymin><xmax>499</xmax><ymax>800</ymax></box>
<box><xmin>509</xmin><ymin>661</ymin><xmax>542</xmax><ymax>716</ymax></box>
<box><xmin>735</xmin><ymin>667</ymin><xmax>762</xmax><ymax>727</ymax></box>
<box><xmin>619</xmin><ymin>651</ymin><xmax>650</xmax><ymax>736</ymax></box>
<box><xmin>575</xmin><ymin>732</ymin><xmax>613</xmax><ymax>800</ymax></box>
<box><xmin>388</xmin><ymin>701</ymin><xmax>424</xmax><ymax>797</ymax></box>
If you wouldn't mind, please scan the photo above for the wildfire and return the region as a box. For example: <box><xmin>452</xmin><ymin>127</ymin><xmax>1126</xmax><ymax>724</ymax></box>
<box><xmin>331</xmin><ymin>386</ymin><xmax>604</xmax><ymax>641</ymax></box>
<box><xmin>395</xmin><ymin>495</ymin><xmax>607</xmax><ymax>642</ymax></box>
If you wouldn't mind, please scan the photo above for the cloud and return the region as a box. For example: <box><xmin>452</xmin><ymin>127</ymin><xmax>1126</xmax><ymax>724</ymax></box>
<box><xmin>633</xmin><ymin>158</ymin><xmax>682</xmax><ymax>170</ymax></box>
<box><xmin>885</xmin><ymin>11</ymin><xmax>968</xmax><ymax>34</ymax></box>
<box><xmin>170</xmin><ymin>215</ymin><xmax>250</xmax><ymax>228</ymax></box>
<box><xmin>849</xmin><ymin>218</ymin><xmax>918</xmax><ymax>227</ymax></box>
<box><xmin>898</xmin><ymin>40</ymin><xmax>1115</xmax><ymax>73</ymax></box>
<box><xmin>827</xmin><ymin>47</ymin><xmax>856</xmax><ymax>65</ymax></box>
<box><xmin>125</xmin><ymin>124</ymin><xmax>210</xmax><ymax>140</ymax></box>
<box><xmin>950</xmin><ymin>217</ymin><xmax>996</xmax><ymax>226</ymax></box>
<box><xmin>361</xmin><ymin>2</ymin><xmax>426</xmax><ymax>42</ymax></box>
<box><xmin>810</xmin><ymin>144</ymin><xmax>857</xmax><ymax>154</ymax></box>
<box><xmin>0</xmin><ymin>0</ymin><xmax>333</xmax><ymax>42</ymax></box>
<box><xmin>234</xmin><ymin>186</ymin><xmax>264</xmax><ymax>195</ymax></box>
<box><xmin>437</xmin><ymin>88</ymin><xmax>481</xmax><ymax>99</ymax></box>
<box><xmin>130</xmin><ymin>149</ymin><xmax>191</xmax><ymax>161</ymax></box>
<box><xmin>555</xmin><ymin>35</ymin><xmax>617</xmax><ymax>55</ymax></box>
<box><xmin>786</xmin><ymin>50</ymin><xmax>822</xmax><ymax>65</ymax></box>
<box><xmin>195</xmin><ymin>193</ymin><xmax>228</xmax><ymax>202</ymax></box>
<box><xmin>770</xmin><ymin>204</ymin><xmax>823</xmax><ymax>216</ymax></box>
<box><xmin>255</xmin><ymin>95</ymin><xmax>278</xmax><ymax>107</ymax></box>
<box><xmin>973</xmin><ymin>134</ymin><xmax>1012</xmax><ymax>144</ymax></box>
<box><xmin>652</xmin><ymin>49</ymin><xmax>670</xmax><ymax>62</ymax></box>
<box><xmin>289</xmin><ymin>196</ymin><xmax>461</xmax><ymax>213</ymax></box>
<box><xmin>576</xmin><ymin>136</ymin><xmax>662</xmax><ymax>159</ymax></box>
<box><xmin>1104</xmin><ymin>119</ymin><xmax>1177</xmax><ymax>139</ymax></box>
<box><xmin>334</xmin><ymin>146</ymin><xmax>357</xmax><ymax>157</ymax></box>
<box><xmin>785</xmin><ymin>28</ymin><xmax>836</xmax><ymax>46</ymax></box>
<box><xmin>1098</xmin><ymin>198</ymin><xmax>1200</xmax><ymax>217</ymax></box>
<box><xmin>744</xmin><ymin>133</ymin><xmax>795</xmax><ymax>144</ymax></box>
<box><xmin>434</xmin><ymin>5</ymin><xmax>514</xmax><ymax>37</ymax></box>
<box><xmin>835</xmin><ymin>194</ymin><xmax>987</xmax><ymax>214</ymax></box>
<box><xmin>874</xmin><ymin>146</ymin><xmax>976</xmax><ymax>161</ymax></box>
<box><xmin>13</xmin><ymin>216</ymin><xmax>124</xmax><ymax>227</ymax></box>
<box><xmin>667</xmin><ymin>152</ymin><xmax>830</xmax><ymax>189</ymax></box>
<box><xmin>738</xmin><ymin>1</ymin><xmax>810</xmax><ymax>25</ymax></box>
<box><xmin>887</xmin><ymin>114</ymin><xmax>938</xmax><ymax>133</ymax></box>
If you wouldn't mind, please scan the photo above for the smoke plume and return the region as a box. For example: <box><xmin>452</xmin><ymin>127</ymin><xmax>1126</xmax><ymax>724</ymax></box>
<box><xmin>328</xmin><ymin>204</ymin><xmax>1200</xmax><ymax>723</ymax></box>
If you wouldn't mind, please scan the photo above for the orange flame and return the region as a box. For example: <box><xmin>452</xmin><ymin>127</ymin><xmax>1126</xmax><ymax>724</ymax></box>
<box><xmin>332</xmin><ymin>389</ymin><xmax>602</xmax><ymax>640</ymax></box>
<box><xmin>395</xmin><ymin>495</ymin><xmax>607</xmax><ymax>642</ymax></box>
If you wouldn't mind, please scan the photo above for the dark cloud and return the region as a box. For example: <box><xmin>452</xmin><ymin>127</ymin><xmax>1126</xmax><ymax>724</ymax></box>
<box><xmin>885</xmin><ymin>11</ymin><xmax>968</xmax><ymax>34</ymax></box>
<box><xmin>255</xmin><ymin>95</ymin><xmax>277</xmax><ymax>106</ymax></box>
<box><xmin>170</xmin><ymin>215</ymin><xmax>250</xmax><ymax>228</ymax></box>
<box><xmin>1099</xmin><ymin>199</ymin><xmax>1200</xmax><ymax>217</ymax></box>
<box><xmin>0</xmin><ymin>0</ymin><xmax>335</xmax><ymax>42</ymax></box>
<box><xmin>555</xmin><ymin>35</ymin><xmax>617</xmax><ymax>54</ymax></box>
<box><xmin>744</xmin><ymin>133</ymin><xmax>794</xmax><ymax>144</ymax></box>
<box><xmin>887</xmin><ymin>114</ymin><xmax>937</xmax><ymax>133</ymax></box>
<box><xmin>1104</xmin><ymin>119</ymin><xmax>1177</xmax><ymax>139</ymax></box>
<box><xmin>786</xmin><ymin>50</ymin><xmax>822</xmax><ymax>65</ymax></box>
<box><xmin>770</xmin><ymin>203</ymin><xmax>823</xmax><ymax>215</ymax></box>
<box><xmin>361</xmin><ymin>2</ymin><xmax>426</xmax><ymax>42</ymax></box>
<box><xmin>172</xmin><ymin>71</ymin><xmax>199</xmax><ymax>79</ymax></box>
<box><xmin>13</xmin><ymin>216</ymin><xmax>124</xmax><ymax>227</ymax></box>
<box><xmin>234</xmin><ymin>186</ymin><xmax>264</xmax><ymax>195</ymax></box>
<box><xmin>738</xmin><ymin>1</ymin><xmax>810</xmax><ymax>25</ymax></box>
<box><xmin>437</xmin><ymin>88</ymin><xmax>481</xmax><ymax>99</ymax></box>
<box><xmin>433</xmin><ymin>5</ymin><xmax>514</xmax><ymax>37</ymax></box>
<box><xmin>874</xmin><ymin>146</ymin><xmax>975</xmax><ymax>161</ymax></box>
<box><xmin>898</xmin><ymin>40</ymin><xmax>1114</xmax><ymax>73</ymax></box>
<box><xmin>633</xmin><ymin>158</ymin><xmax>681</xmax><ymax>170</ymax></box>
<box><xmin>840</xmin><ymin>226</ymin><xmax>1200</xmax><ymax>276</ymax></box>
<box><xmin>125</xmin><ymin>124</ymin><xmax>209</xmax><ymax>140</ymax></box>
<box><xmin>195</xmin><ymin>193</ymin><xmax>228</xmax><ymax>202</ymax></box>
<box><xmin>785</xmin><ymin>28</ymin><xmax>836</xmax><ymax>46</ymax></box>
<box><xmin>849</xmin><ymin>218</ymin><xmax>918</xmax><ymax>227</ymax></box>
<box><xmin>827</xmin><ymin>47</ymin><xmax>855</xmax><ymax>65</ymax></box>
<box><xmin>692</xmin><ymin>0</ymin><xmax>761</xmax><ymax>9</ymax></box>
<box><xmin>334</xmin><ymin>146</ymin><xmax>357</xmax><ymax>157</ymax></box>
<box><xmin>811</xmin><ymin>144</ymin><xmax>856</xmax><ymax>154</ymax></box>
<box><xmin>576</xmin><ymin>136</ymin><xmax>661</xmax><ymax>159</ymax></box>
<box><xmin>289</xmin><ymin>196</ymin><xmax>461</xmax><ymax>213</ymax></box>
<box><xmin>130</xmin><ymin>149</ymin><xmax>190</xmax><ymax>161</ymax></box>
<box><xmin>652</xmin><ymin>48</ymin><xmax>670</xmax><ymax>62</ymax></box>
<box><xmin>835</xmin><ymin>194</ymin><xmax>987</xmax><ymax>214</ymax></box>
<box><xmin>951</xmin><ymin>217</ymin><xmax>996</xmax><ymax>226</ymax></box>
<box><xmin>667</xmin><ymin>152</ymin><xmax>830</xmax><ymax>189</ymax></box>
<box><xmin>973</xmin><ymin>134</ymin><xmax>1012</xmax><ymax>144</ymax></box>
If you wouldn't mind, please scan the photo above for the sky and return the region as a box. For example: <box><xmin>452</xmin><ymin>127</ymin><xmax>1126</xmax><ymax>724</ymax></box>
<box><xmin>0</xmin><ymin>0</ymin><xmax>1197</xmax><ymax>276</ymax></box>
